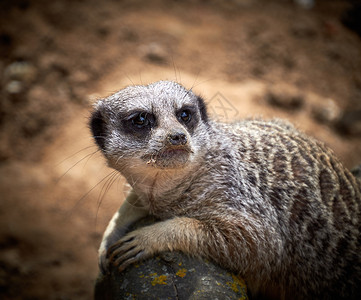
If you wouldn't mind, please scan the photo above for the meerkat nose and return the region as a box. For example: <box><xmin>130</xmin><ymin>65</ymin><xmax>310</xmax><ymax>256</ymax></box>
<box><xmin>168</xmin><ymin>132</ymin><xmax>187</xmax><ymax>146</ymax></box>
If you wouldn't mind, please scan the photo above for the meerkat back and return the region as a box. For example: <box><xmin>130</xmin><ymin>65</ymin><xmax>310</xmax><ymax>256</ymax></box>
<box><xmin>227</xmin><ymin>119</ymin><xmax>361</xmax><ymax>299</ymax></box>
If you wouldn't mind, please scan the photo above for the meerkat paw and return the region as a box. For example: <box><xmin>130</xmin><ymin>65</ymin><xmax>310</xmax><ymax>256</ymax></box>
<box><xmin>106</xmin><ymin>218</ymin><xmax>201</xmax><ymax>272</ymax></box>
<box><xmin>98</xmin><ymin>226</ymin><xmax>129</xmax><ymax>274</ymax></box>
<box><xmin>107</xmin><ymin>228</ymin><xmax>159</xmax><ymax>272</ymax></box>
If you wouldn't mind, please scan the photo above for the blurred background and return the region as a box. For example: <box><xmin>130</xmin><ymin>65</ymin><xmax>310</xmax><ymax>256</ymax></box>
<box><xmin>0</xmin><ymin>0</ymin><xmax>361</xmax><ymax>299</ymax></box>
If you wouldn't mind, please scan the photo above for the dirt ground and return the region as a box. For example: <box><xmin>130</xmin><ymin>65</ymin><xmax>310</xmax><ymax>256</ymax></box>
<box><xmin>1</xmin><ymin>0</ymin><xmax>361</xmax><ymax>299</ymax></box>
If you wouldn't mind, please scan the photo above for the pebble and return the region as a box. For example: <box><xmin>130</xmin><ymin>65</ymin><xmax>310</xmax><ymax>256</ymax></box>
<box><xmin>4</xmin><ymin>61</ymin><xmax>37</xmax><ymax>94</ymax></box>
<box><xmin>139</xmin><ymin>42</ymin><xmax>168</xmax><ymax>64</ymax></box>
<box><xmin>4</xmin><ymin>61</ymin><xmax>37</xmax><ymax>83</ymax></box>
<box><xmin>311</xmin><ymin>98</ymin><xmax>341</xmax><ymax>124</ymax></box>
<box><xmin>6</xmin><ymin>80</ymin><xmax>23</xmax><ymax>94</ymax></box>
<box><xmin>265</xmin><ymin>83</ymin><xmax>304</xmax><ymax>111</ymax></box>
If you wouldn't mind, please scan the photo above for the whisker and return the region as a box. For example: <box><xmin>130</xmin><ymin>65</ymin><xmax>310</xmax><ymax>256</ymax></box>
<box><xmin>125</xmin><ymin>73</ymin><xmax>135</xmax><ymax>86</ymax></box>
<box><xmin>189</xmin><ymin>77</ymin><xmax>218</xmax><ymax>90</ymax></box>
<box><xmin>55</xmin><ymin>145</ymin><xmax>98</xmax><ymax>167</ymax></box>
<box><xmin>171</xmin><ymin>56</ymin><xmax>178</xmax><ymax>83</ymax></box>
<box><xmin>82</xmin><ymin>149</ymin><xmax>102</xmax><ymax>172</ymax></box>
<box><xmin>67</xmin><ymin>171</ymin><xmax>118</xmax><ymax>216</ymax></box>
<box><xmin>190</xmin><ymin>71</ymin><xmax>201</xmax><ymax>91</ymax></box>
<box><xmin>115</xmin><ymin>153</ymin><xmax>126</xmax><ymax>166</ymax></box>
<box><xmin>95</xmin><ymin>171</ymin><xmax>121</xmax><ymax>230</ymax></box>
<box><xmin>97</xmin><ymin>171</ymin><xmax>117</xmax><ymax>206</ymax></box>
<box><xmin>56</xmin><ymin>149</ymin><xmax>100</xmax><ymax>184</ymax></box>
<box><xmin>139</xmin><ymin>71</ymin><xmax>143</xmax><ymax>85</ymax></box>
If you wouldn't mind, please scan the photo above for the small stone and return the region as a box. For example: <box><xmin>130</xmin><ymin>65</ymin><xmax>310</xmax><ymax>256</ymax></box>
<box><xmin>5</xmin><ymin>80</ymin><xmax>23</xmax><ymax>94</ymax></box>
<box><xmin>265</xmin><ymin>83</ymin><xmax>304</xmax><ymax>111</ymax></box>
<box><xmin>4</xmin><ymin>61</ymin><xmax>37</xmax><ymax>83</ymax></box>
<box><xmin>139</xmin><ymin>43</ymin><xmax>168</xmax><ymax>65</ymax></box>
<box><xmin>311</xmin><ymin>98</ymin><xmax>341</xmax><ymax>124</ymax></box>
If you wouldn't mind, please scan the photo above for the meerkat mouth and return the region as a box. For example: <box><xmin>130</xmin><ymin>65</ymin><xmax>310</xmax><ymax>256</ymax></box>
<box><xmin>143</xmin><ymin>146</ymin><xmax>192</xmax><ymax>168</ymax></box>
<box><xmin>160</xmin><ymin>148</ymin><xmax>190</xmax><ymax>158</ymax></box>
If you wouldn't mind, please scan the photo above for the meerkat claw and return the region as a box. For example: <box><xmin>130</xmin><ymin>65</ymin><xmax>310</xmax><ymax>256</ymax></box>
<box><xmin>115</xmin><ymin>253</ymin><xmax>143</xmax><ymax>272</ymax></box>
<box><xmin>113</xmin><ymin>249</ymin><xmax>144</xmax><ymax>271</ymax></box>
<box><xmin>106</xmin><ymin>232</ymin><xmax>149</xmax><ymax>272</ymax></box>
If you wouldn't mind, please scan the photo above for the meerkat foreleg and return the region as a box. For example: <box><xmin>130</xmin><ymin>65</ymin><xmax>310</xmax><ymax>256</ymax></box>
<box><xmin>107</xmin><ymin>213</ymin><xmax>269</xmax><ymax>274</ymax></box>
<box><xmin>98</xmin><ymin>189</ymin><xmax>148</xmax><ymax>273</ymax></box>
<box><xmin>107</xmin><ymin>217</ymin><xmax>206</xmax><ymax>272</ymax></box>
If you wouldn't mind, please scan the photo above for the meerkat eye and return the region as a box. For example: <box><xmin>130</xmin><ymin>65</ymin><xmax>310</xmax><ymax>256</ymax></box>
<box><xmin>132</xmin><ymin>112</ymin><xmax>149</xmax><ymax>128</ymax></box>
<box><xmin>179</xmin><ymin>110</ymin><xmax>192</xmax><ymax>123</ymax></box>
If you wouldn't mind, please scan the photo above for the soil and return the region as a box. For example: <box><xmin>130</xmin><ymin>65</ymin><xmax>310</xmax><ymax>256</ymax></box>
<box><xmin>1</xmin><ymin>0</ymin><xmax>361</xmax><ymax>299</ymax></box>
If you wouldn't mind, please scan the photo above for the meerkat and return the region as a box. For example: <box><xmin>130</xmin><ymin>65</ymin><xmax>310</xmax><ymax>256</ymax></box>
<box><xmin>90</xmin><ymin>81</ymin><xmax>361</xmax><ymax>299</ymax></box>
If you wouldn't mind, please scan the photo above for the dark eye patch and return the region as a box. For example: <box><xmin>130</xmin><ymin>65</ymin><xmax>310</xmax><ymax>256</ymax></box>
<box><xmin>120</xmin><ymin>111</ymin><xmax>156</xmax><ymax>137</ymax></box>
<box><xmin>90</xmin><ymin>110</ymin><xmax>106</xmax><ymax>150</ymax></box>
<box><xmin>196</xmin><ymin>95</ymin><xmax>208</xmax><ymax>124</ymax></box>
<box><xmin>176</xmin><ymin>105</ymin><xmax>198</xmax><ymax>133</ymax></box>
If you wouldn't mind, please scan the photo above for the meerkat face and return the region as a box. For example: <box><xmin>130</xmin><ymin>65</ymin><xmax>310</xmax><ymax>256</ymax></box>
<box><xmin>90</xmin><ymin>81</ymin><xmax>209</xmax><ymax>172</ymax></box>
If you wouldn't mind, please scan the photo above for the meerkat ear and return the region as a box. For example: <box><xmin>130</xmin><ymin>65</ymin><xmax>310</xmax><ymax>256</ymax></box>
<box><xmin>196</xmin><ymin>95</ymin><xmax>209</xmax><ymax>123</ymax></box>
<box><xmin>90</xmin><ymin>109</ymin><xmax>106</xmax><ymax>150</ymax></box>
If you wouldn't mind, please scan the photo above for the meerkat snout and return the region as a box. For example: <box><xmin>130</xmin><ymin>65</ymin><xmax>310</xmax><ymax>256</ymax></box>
<box><xmin>146</xmin><ymin>128</ymin><xmax>192</xmax><ymax>169</ymax></box>
<box><xmin>167</xmin><ymin>131</ymin><xmax>187</xmax><ymax>146</ymax></box>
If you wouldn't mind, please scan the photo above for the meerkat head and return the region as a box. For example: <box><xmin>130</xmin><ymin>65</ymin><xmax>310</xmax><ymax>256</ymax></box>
<box><xmin>90</xmin><ymin>81</ymin><xmax>210</xmax><ymax>174</ymax></box>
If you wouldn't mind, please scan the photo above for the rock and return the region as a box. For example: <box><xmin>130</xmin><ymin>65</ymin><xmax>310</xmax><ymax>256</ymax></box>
<box><xmin>94</xmin><ymin>217</ymin><xmax>249</xmax><ymax>300</ymax></box>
